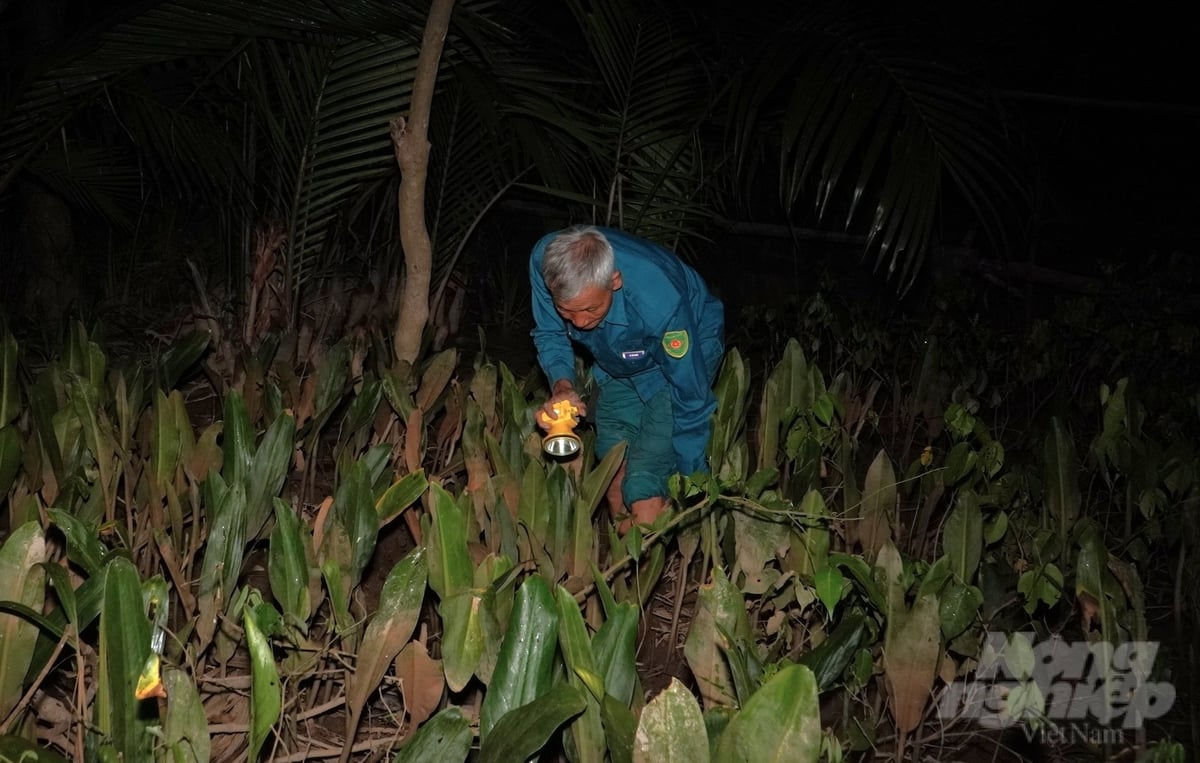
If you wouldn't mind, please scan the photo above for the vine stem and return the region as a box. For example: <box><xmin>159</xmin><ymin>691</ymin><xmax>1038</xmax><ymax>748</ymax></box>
<box><xmin>574</xmin><ymin>498</ymin><xmax>712</xmax><ymax>604</ymax></box>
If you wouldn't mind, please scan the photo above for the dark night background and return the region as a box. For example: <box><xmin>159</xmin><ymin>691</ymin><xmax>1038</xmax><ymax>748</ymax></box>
<box><xmin>2</xmin><ymin>2</ymin><xmax>1199</xmax><ymax>760</ymax></box>
<box><xmin>2</xmin><ymin>0</ymin><xmax>1198</xmax><ymax>311</ymax></box>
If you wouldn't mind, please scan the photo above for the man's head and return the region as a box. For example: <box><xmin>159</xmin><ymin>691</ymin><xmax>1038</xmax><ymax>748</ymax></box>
<box><xmin>542</xmin><ymin>226</ymin><xmax>623</xmax><ymax>330</ymax></box>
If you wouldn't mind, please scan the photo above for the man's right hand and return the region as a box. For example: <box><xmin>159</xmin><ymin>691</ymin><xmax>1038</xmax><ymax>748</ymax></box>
<box><xmin>540</xmin><ymin>379</ymin><xmax>587</xmax><ymax>429</ymax></box>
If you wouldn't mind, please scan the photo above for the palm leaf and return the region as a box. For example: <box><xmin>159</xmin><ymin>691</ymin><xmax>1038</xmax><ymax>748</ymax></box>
<box><xmin>727</xmin><ymin>7</ymin><xmax>1030</xmax><ymax>287</ymax></box>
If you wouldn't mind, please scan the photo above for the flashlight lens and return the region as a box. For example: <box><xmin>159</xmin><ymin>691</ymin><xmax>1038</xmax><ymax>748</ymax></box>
<box><xmin>544</xmin><ymin>435</ymin><xmax>580</xmax><ymax>457</ymax></box>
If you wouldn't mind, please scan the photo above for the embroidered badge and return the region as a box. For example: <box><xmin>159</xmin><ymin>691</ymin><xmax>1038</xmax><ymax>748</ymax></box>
<box><xmin>621</xmin><ymin>349</ymin><xmax>646</xmax><ymax>361</ymax></box>
<box><xmin>662</xmin><ymin>330</ymin><xmax>689</xmax><ymax>359</ymax></box>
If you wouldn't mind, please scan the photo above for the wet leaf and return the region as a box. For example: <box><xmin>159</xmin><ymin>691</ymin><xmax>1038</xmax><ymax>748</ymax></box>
<box><xmin>814</xmin><ymin>566</ymin><xmax>845</xmax><ymax>617</ymax></box>
<box><xmin>163</xmin><ymin>666</ymin><xmax>210</xmax><ymax>763</ymax></box>
<box><xmin>95</xmin><ymin>558</ymin><xmax>154</xmax><ymax>761</ymax></box>
<box><xmin>244</xmin><ymin>594</ymin><xmax>281</xmax><ymax>761</ymax></box>
<box><xmin>938</xmin><ymin>582</ymin><xmax>983</xmax><ymax>640</ymax></box>
<box><xmin>943</xmin><ymin>494</ymin><xmax>982</xmax><ymax>582</ymax></box>
<box><xmin>480</xmin><ymin>575</ymin><xmax>559</xmax><ymax>741</ymax></box>
<box><xmin>268</xmin><ymin>498</ymin><xmax>311</xmax><ymax>631</ymax></box>
<box><xmin>345</xmin><ymin>547</ymin><xmax>427</xmax><ymax>738</ymax></box>
<box><xmin>377</xmin><ymin>469</ymin><xmax>429</xmax><ymax>527</ymax></box>
<box><xmin>858</xmin><ymin>449</ymin><xmax>895</xmax><ymax>557</ymax></box>
<box><xmin>683</xmin><ymin>568</ymin><xmax>750</xmax><ymax>709</ymax></box>
<box><xmin>713</xmin><ymin>664</ymin><xmax>820</xmax><ymax>762</ymax></box>
<box><xmin>0</xmin><ymin>522</ymin><xmax>47</xmax><ymax>719</ymax></box>
<box><xmin>633</xmin><ymin>679</ymin><xmax>709</xmax><ymax>763</ymax></box>
<box><xmin>441</xmin><ymin>590</ymin><xmax>485</xmax><ymax>693</ymax></box>
<box><xmin>393</xmin><ymin>706</ymin><xmax>471</xmax><ymax>763</ymax></box>
<box><xmin>479</xmin><ymin>683</ymin><xmax>587</xmax><ymax>763</ymax></box>
<box><xmin>556</xmin><ymin>586</ymin><xmax>605</xmax><ymax>763</ymax></box>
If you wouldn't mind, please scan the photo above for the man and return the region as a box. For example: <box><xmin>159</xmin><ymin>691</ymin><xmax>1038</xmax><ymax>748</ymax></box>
<box><xmin>530</xmin><ymin>225</ymin><xmax>724</xmax><ymax>532</ymax></box>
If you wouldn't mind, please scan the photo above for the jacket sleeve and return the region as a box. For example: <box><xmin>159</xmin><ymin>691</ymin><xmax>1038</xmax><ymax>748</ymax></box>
<box><xmin>529</xmin><ymin>245</ymin><xmax>577</xmax><ymax>386</ymax></box>
<box><xmin>654</xmin><ymin>299</ymin><xmax>719</xmax><ymax>476</ymax></box>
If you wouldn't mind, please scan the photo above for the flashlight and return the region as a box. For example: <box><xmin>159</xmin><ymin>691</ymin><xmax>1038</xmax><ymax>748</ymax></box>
<box><xmin>539</xmin><ymin>400</ymin><xmax>581</xmax><ymax>458</ymax></box>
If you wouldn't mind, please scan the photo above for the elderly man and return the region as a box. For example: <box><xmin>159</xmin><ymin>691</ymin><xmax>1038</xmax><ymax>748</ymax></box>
<box><xmin>530</xmin><ymin>225</ymin><xmax>724</xmax><ymax>532</ymax></box>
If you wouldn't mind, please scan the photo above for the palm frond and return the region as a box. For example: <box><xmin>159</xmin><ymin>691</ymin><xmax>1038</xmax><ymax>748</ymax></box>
<box><xmin>727</xmin><ymin>6</ymin><xmax>1032</xmax><ymax>287</ymax></box>
<box><xmin>496</xmin><ymin>0</ymin><xmax>716</xmax><ymax>247</ymax></box>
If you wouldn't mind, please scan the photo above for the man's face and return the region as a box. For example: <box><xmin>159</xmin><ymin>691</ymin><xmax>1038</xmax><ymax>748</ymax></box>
<box><xmin>554</xmin><ymin>272</ymin><xmax>622</xmax><ymax>331</ymax></box>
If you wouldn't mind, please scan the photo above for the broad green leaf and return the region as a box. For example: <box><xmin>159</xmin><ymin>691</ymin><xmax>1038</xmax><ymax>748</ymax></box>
<box><xmin>708</xmin><ymin>349</ymin><xmax>749</xmax><ymax>476</ymax></box>
<box><xmin>789</xmin><ymin>490</ymin><xmax>830</xmax><ymax>578</ymax></box>
<box><xmin>479</xmin><ymin>683</ymin><xmax>587</xmax><ymax>763</ymax></box>
<box><xmin>244</xmin><ymin>595</ymin><xmax>281</xmax><ymax>761</ymax></box>
<box><xmin>313</xmin><ymin>339</ymin><xmax>351</xmax><ymax>423</ymax></box>
<box><xmin>330</xmin><ymin>460</ymin><xmax>378</xmax><ymax>589</ymax></box>
<box><xmin>480</xmin><ymin>575</ymin><xmax>559</xmax><ymax>741</ymax></box>
<box><xmin>938</xmin><ymin>582</ymin><xmax>983</xmax><ymax>640</ymax></box>
<box><xmin>591</xmin><ymin>602</ymin><xmax>638</xmax><ymax>707</ymax></box>
<box><xmin>151</xmin><ymin>390</ymin><xmax>190</xmax><ymax>494</ymax></box>
<box><xmin>983</xmin><ymin>511</ymin><xmax>1009</xmax><ymax>545</ymax></box>
<box><xmin>377</xmin><ymin>469</ymin><xmax>429</xmax><ymax>527</ymax></box>
<box><xmin>942</xmin><ymin>442</ymin><xmax>977</xmax><ymax>485</ymax></box>
<box><xmin>94</xmin><ymin>557</ymin><xmax>153</xmax><ymax>762</ymax></box>
<box><xmin>48</xmin><ymin>508</ymin><xmax>106</xmax><ymax>576</ymax></box>
<box><xmin>633</xmin><ymin>678</ymin><xmax>709</xmax><ymax>763</ymax></box>
<box><xmin>321</xmin><ymin>561</ymin><xmax>353</xmax><ymax>636</ymax></box>
<box><xmin>156</xmin><ymin>329</ymin><xmax>211</xmax><ymax>391</ymax></box>
<box><xmin>713</xmin><ymin>664</ymin><xmax>821</xmax><ymax>763</ymax></box>
<box><xmin>828</xmin><ymin>553</ymin><xmax>886</xmax><ymax>613</ymax></box>
<box><xmin>427</xmin><ymin>482</ymin><xmax>473</xmax><ymax>599</ymax></box>
<box><xmin>814</xmin><ymin>566</ymin><xmax>845</xmax><ymax>617</ymax></box>
<box><xmin>246</xmin><ymin>409</ymin><xmax>296</xmax><ymax>538</ymax></box>
<box><xmin>574</xmin><ymin>442</ymin><xmax>626</xmax><ymax>578</ymax></box>
<box><xmin>979</xmin><ymin>440</ymin><xmax>1004</xmax><ymax>478</ymax></box>
<box><xmin>1017</xmin><ymin>562</ymin><xmax>1063</xmax><ymax>614</ymax></box>
<box><xmin>345</xmin><ymin>547</ymin><xmax>427</xmax><ymax>740</ymax></box>
<box><xmin>602</xmin><ymin>694</ymin><xmax>637</xmax><ymax>763</ymax></box>
<box><xmin>556</xmin><ymin>586</ymin><xmax>606</xmax><ymax>763</ymax></box>
<box><xmin>68</xmin><ymin>374</ymin><xmax>117</xmax><ymax>514</ymax></box>
<box><xmin>268</xmin><ymin>499</ymin><xmax>311</xmax><ymax>630</ymax></box>
<box><xmin>392</xmin><ymin>706</ymin><xmax>472</xmax><ymax>763</ymax></box>
<box><xmin>797</xmin><ymin>609</ymin><xmax>868</xmax><ymax>690</ymax></box>
<box><xmin>0</xmin><ymin>522</ymin><xmax>47</xmax><ymax>719</ymax></box>
<box><xmin>943</xmin><ymin>494</ymin><xmax>982</xmax><ymax>583</ymax></box>
<box><xmin>441</xmin><ymin>589</ymin><xmax>486</xmax><ymax>693</ymax></box>
<box><xmin>857</xmin><ymin>449</ymin><xmax>896</xmax><ymax>557</ymax></box>
<box><xmin>683</xmin><ymin>568</ymin><xmax>750</xmax><ymax>709</ymax></box>
<box><xmin>221</xmin><ymin>391</ymin><xmax>254</xmax><ymax>485</ymax></box>
<box><xmin>343</xmin><ymin>378</ymin><xmax>384</xmax><ymax>437</ymax></box>
<box><xmin>163</xmin><ymin>666</ymin><xmax>210</xmax><ymax>763</ymax></box>
<box><xmin>1076</xmin><ymin>527</ymin><xmax>1112</xmax><ymax>639</ymax></box>
<box><xmin>195</xmin><ymin>481</ymin><xmax>247</xmax><ymax>650</ymax></box>
<box><xmin>518</xmin><ymin>460</ymin><xmax>550</xmax><ymax>557</ymax></box>
<box><xmin>1044</xmin><ymin>417</ymin><xmax>1080</xmax><ymax>540</ymax></box>
<box><xmin>41</xmin><ymin>563</ymin><xmax>77</xmax><ymax>628</ymax></box>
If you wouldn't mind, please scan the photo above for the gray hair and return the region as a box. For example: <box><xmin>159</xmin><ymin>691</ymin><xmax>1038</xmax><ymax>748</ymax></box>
<box><xmin>541</xmin><ymin>226</ymin><xmax>615</xmax><ymax>301</ymax></box>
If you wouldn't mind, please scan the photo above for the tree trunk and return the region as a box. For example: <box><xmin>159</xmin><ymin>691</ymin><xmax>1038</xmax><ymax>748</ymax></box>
<box><xmin>390</xmin><ymin>0</ymin><xmax>457</xmax><ymax>367</ymax></box>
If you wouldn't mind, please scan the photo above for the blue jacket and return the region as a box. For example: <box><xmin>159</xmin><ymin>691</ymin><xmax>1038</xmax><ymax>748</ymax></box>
<box><xmin>530</xmin><ymin>228</ymin><xmax>724</xmax><ymax>475</ymax></box>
